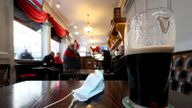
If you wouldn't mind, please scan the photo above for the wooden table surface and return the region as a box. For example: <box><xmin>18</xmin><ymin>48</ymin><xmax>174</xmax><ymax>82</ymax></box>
<box><xmin>0</xmin><ymin>81</ymin><xmax>191</xmax><ymax>108</ymax></box>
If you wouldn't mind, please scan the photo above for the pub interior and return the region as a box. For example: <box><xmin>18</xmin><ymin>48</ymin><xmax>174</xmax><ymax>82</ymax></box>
<box><xmin>0</xmin><ymin>0</ymin><xmax>192</xmax><ymax>108</ymax></box>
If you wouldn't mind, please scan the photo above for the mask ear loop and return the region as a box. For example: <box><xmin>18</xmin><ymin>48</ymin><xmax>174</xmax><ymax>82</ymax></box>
<box><xmin>68</xmin><ymin>96</ymin><xmax>78</xmax><ymax>108</ymax></box>
<box><xmin>43</xmin><ymin>92</ymin><xmax>74</xmax><ymax>108</ymax></box>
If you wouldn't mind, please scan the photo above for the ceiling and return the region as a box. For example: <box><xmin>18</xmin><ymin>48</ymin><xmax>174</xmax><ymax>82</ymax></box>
<box><xmin>46</xmin><ymin>0</ymin><xmax>121</xmax><ymax>47</ymax></box>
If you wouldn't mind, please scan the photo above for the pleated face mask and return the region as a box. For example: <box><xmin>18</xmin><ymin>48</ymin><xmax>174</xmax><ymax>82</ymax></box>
<box><xmin>72</xmin><ymin>71</ymin><xmax>105</xmax><ymax>102</ymax></box>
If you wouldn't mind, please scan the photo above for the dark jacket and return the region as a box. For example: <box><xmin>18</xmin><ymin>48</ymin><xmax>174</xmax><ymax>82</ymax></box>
<box><xmin>43</xmin><ymin>54</ymin><xmax>55</xmax><ymax>66</ymax></box>
<box><xmin>103</xmin><ymin>50</ymin><xmax>111</xmax><ymax>71</ymax></box>
<box><xmin>63</xmin><ymin>48</ymin><xmax>81</xmax><ymax>69</ymax></box>
<box><xmin>20</xmin><ymin>52</ymin><xmax>33</xmax><ymax>59</ymax></box>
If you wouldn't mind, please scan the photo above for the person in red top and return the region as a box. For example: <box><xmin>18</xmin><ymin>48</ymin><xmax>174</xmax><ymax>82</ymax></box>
<box><xmin>54</xmin><ymin>52</ymin><xmax>63</xmax><ymax>64</ymax></box>
<box><xmin>63</xmin><ymin>43</ymin><xmax>81</xmax><ymax>70</ymax></box>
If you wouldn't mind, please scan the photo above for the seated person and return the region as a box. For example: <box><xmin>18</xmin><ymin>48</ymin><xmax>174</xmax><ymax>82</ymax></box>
<box><xmin>54</xmin><ymin>52</ymin><xmax>63</xmax><ymax>64</ymax></box>
<box><xmin>63</xmin><ymin>44</ymin><xmax>81</xmax><ymax>70</ymax></box>
<box><xmin>102</xmin><ymin>50</ymin><xmax>111</xmax><ymax>72</ymax></box>
<box><xmin>19</xmin><ymin>49</ymin><xmax>33</xmax><ymax>59</ymax></box>
<box><xmin>54</xmin><ymin>52</ymin><xmax>63</xmax><ymax>72</ymax></box>
<box><xmin>42</xmin><ymin>52</ymin><xmax>55</xmax><ymax>67</ymax></box>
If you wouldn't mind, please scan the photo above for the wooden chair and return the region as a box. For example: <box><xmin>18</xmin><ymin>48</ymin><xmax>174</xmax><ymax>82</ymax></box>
<box><xmin>0</xmin><ymin>64</ymin><xmax>10</xmax><ymax>87</ymax></box>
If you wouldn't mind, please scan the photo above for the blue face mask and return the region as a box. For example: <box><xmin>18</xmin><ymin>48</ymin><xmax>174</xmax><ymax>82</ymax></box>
<box><xmin>72</xmin><ymin>71</ymin><xmax>105</xmax><ymax>102</ymax></box>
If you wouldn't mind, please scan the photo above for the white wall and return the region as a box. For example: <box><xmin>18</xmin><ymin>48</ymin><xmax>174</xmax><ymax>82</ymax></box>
<box><xmin>172</xmin><ymin>0</ymin><xmax>192</xmax><ymax>52</ymax></box>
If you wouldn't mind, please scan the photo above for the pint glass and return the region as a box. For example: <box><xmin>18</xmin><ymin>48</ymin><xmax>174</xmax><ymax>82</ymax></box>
<box><xmin>124</xmin><ymin>8</ymin><xmax>176</xmax><ymax>108</ymax></box>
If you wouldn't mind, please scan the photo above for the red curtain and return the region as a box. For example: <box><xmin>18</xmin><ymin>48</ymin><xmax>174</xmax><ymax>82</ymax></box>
<box><xmin>49</xmin><ymin>17</ymin><xmax>68</xmax><ymax>38</ymax></box>
<box><xmin>16</xmin><ymin>0</ymin><xmax>48</xmax><ymax>23</ymax></box>
<box><xmin>16</xmin><ymin>0</ymin><xmax>68</xmax><ymax>38</ymax></box>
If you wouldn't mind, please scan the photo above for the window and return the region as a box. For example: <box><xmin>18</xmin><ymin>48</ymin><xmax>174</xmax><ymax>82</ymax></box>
<box><xmin>79</xmin><ymin>47</ymin><xmax>87</xmax><ymax>57</ymax></box>
<box><xmin>14</xmin><ymin>21</ymin><xmax>42</xmax><ymax>59</ymax></box>
<box><xmin>100</xmin><ymin>45</ymin><xmax>109</xmax><ymax>51</ymax></box>
<box><xmin>51</xmin><ymin>39</ymin><xmax>59</xmax><ymax>54</ymax></box>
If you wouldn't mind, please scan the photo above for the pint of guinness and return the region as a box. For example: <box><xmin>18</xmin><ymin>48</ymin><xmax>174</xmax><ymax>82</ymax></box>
<box><xmin>124</xmin><ymin>8</ymin><xmax>176</xmax><ymax>108</ymax></box>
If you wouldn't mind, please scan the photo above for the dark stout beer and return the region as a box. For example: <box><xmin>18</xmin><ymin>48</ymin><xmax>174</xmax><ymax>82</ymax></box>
<box><xmin>126</xmin><ymin>46</ymin><xmax>173</xmax><ymax>107</ymax></box>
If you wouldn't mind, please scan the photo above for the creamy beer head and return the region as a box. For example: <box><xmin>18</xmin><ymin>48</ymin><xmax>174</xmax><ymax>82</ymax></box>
<box><xmin>126</xmin><ymin>45</ymin><xmax>174</xmax><ymax>55</ymax></box>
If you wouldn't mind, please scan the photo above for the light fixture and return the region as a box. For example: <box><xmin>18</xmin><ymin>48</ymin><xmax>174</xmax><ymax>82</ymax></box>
<box><xmin>75</xmin><ymin>32</ymin><xmax>79</xmax><ymax>35</ymax></box>
<box><xmin>73</xmin><ymin>25</ymin><xmax>77</xmax><ymax>29</ymax></box>
<box><xmin>56</xmin><ymin>2</ymin><xmax>60</xmax><ymax>8</ymax></box>
<box><xmin>84</xmin><ymin>14</ymin><xmax>93</xmax><ymax>33</ymax></box>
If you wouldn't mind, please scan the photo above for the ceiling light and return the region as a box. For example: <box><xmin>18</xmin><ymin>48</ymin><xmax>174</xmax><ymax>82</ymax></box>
<box><xmin>84</xmin><ymin>14</ymin><xmax>93</xmax><ymax>33</ymax></box>
<box><xmin>73</xmin><ymin>26</ymin><xmax>77</xmax><ymax>29</ymax></box>
<box><xmin>84</xmin><ymin>26</ymin><xmax>93</xmax><ymax>33</ymax></box>
<box><xmin>75</xmin><ymin>32</ymin><xmax>79</xmax><ymax>35</ymax></box>
<box><xmin>56</xmin><ymin>3</ymin><xmax>60</xmax><ymax>8</ymax></box>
